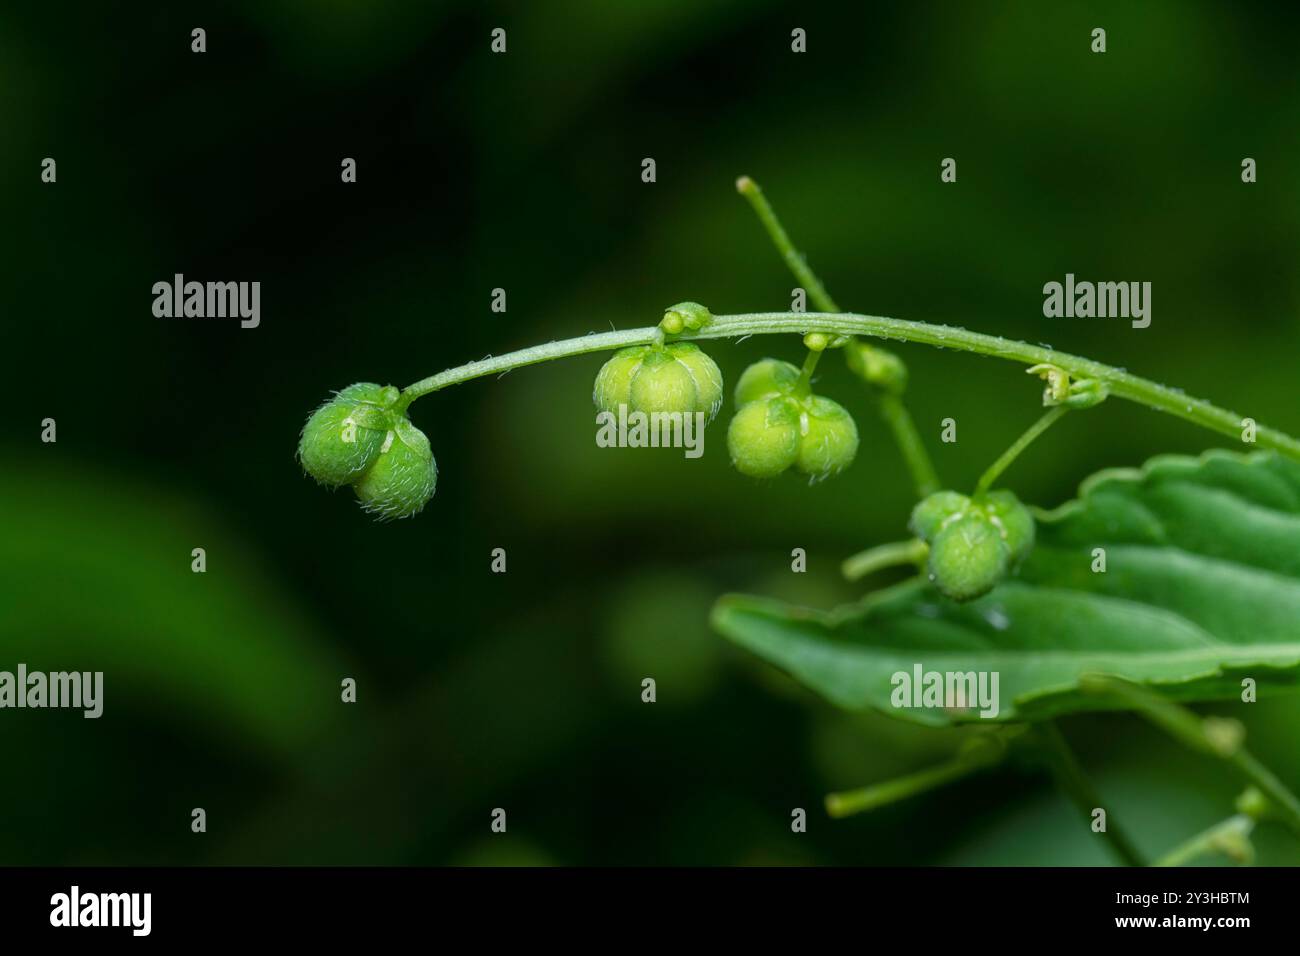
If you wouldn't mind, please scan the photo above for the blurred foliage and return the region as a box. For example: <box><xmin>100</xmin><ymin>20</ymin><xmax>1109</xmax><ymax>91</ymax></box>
<box><xmin>1</xmin><ymin>0</ymin><xmax>1298</xmax><ymax>864</ymax></box>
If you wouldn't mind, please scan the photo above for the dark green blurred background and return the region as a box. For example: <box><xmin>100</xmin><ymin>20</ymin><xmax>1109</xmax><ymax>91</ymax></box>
<box><xmin>3</xmin><ymin>1</ymin><xmax>1299</xmax><ymax>865</ymax></box>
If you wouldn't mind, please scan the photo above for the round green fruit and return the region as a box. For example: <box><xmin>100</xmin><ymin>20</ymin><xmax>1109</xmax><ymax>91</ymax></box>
<box><xmin>927</xmin><ymin>514</ymin><xmax>1008</xmax><ymax>603</ymax></box>
<box><xmin>734</xmin><ymin>358</ymin><xmax>801</xmax><ymax>406</ymax></box>
<box><xmin>909</xmin><ymin>491</ymin><xmax>970</xmax><ymax>541</ymax></box>
<box><xmin>795</xmin><ymin>395</ymin><xmax>859</xmax><ymax>479</ymax></box>
<box><xmin>727</xmin><ymin>397</ymin><xmax>802</xmax><ymax>478</ymax></box>
<box><xmin>353</xmin><ymin>418</ymin><xmax>438</xmax><ymax>520</ymax></box>
<box><xmin>593</xmin><ymin>343</ymin><xmax>724</xmax><ymax>422</ymax></box>
<box><xmin>978</xmin><ymin>490</ymin><xmax>1035</xmax><ymax>565</ymax></box>
<box><xmin>298</xmin><ymin>383</ymin><xmax>399</xmax><ymax>487</ymax></box>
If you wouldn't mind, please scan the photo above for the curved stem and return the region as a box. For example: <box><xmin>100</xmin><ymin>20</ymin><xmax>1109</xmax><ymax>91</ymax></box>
<box><xmin>1081</xmin><ymin>674</ymin><xmax>1300</xmax><ymax>837</ymax></box>
<box><xmin>698</xmin><ymin>312</ymin><xmax>1300</xmax><ymax>458</ymax></box>
<box><xmin>825</xmin><ymin>737</ymin><xmax>1004</xmax><ymax>819</ymax></box>
<box><xmin>1154</xmin><ymin>814</ymin><xmax>1255</xmax><ymax>867</ymax></box>
<box><xmin>1227</xmin><ymin>750</ymin><xmax>1300</xmax><ymax>837</ymax></box>
<box><xmin>975</xmin><ymin>406</ymin><xmax>1069</xmax><ymax>496</ymax></box>
<box><xmin>735</xmin><ymin>177</ymin><xmax>839</xmax><ymax>312</ymax></box>
<box><xmin>395</xmin><ymin>327</ymin><xmax>658</xmax><ymax>413</ymax></box>
<box><xmin>398</xmin><ymin>311</ymin><xmax>1300</xmax><ymax>462</ymax></box>
<box><xmin>735</xmin><ymin>177</ymin><xmax>942</xmax><ymax>494</ymax></box>
<box><xmin>1036</xmin><ymin>721</ymin><xmax>1146</xmax><ymax>867</ymax></box>
<box><xmin>842</xmin><ymin>538</ymin><xmax>927</xmax><ymax>581</ymax></box>
<box><xmin>878</xmin><ymin>393</ymin><xmax>941</xmax><ymax>497</ymax></box>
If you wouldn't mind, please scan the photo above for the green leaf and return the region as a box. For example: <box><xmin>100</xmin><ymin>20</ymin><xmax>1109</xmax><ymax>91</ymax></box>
<box><xmin>712</xmin><ymin>450</ymin><xmax>1300</xmax><ymax>724</ymax></box>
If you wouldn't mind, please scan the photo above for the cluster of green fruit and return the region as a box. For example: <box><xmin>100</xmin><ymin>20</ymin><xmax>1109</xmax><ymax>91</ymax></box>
<box><xmin>909</xmin><ymin>489</ymin><xmax>1035</xmax><ymax>601</ymax></box>
<box><xmin>297</xmin><ymin>384</ymin><xmax>437</xmax><ymax>520</ymax></box>
<box><xmin>590</xmin><ymin>302</ymin><xmax>860</xmax><ymax>481</ymax></box>
<box><xmin>726</xmin><ymin>358</ymin><xmax>858</xmax><ymax>480</ymax></box>
<box><xmin>296</xmin><ymin>302</ymin><xmax>1035</xmax><ymax>604</ymax></box>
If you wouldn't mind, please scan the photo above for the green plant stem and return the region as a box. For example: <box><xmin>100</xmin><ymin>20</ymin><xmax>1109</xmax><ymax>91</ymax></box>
<box><xmin>1154</xmin><ymin>814</ymin><xmax>1255</xmax><ymax>867</ymax></box>
<box><xmin>878</xmin><ymin>393</ymin><xmax>941</xmax><ymax>497</ymax></box>
<box><xmin>1080</xmin><ymin>675</ymin><xmax>1300</xmax><ymax>836</ymax></box>
<box><xmin>1227</xmin><ymin>750</ymin><xmax>1300</xmax><ymax>837</ymax></box>
<box><xmin>394</xmin><ymin>327</ymin><xmax>654</xmax><ymax>413</ymax></box>
<box><xmin>396</xmin><ymin>312</ymin><xmax>1300</xmax><ymax>462</ymax></box>
<box><xmin>825</xmin><ymin>739</ymin><xmax>1003</xmax><ymax>818</ymax></box>
<box><xmin>974</xmin><ymin>406</ymin><xmax>1069</xmax><ymax>496</ymax></box>
<box><xmin>1036</xmin><ymin>722</ymin><xmax>1146</xmax><ymax>866</ymax></box>
<box><xmin>735</xmin><ymin>176</ymin><xmax>942</xmax><ymax>493</ymax></box>
<box><xmin>794</xmin><ymin>347</ymin><xmax>821</xmax><ymax>396</ymax></box>
<box><xmin>735</xmin><ymin>176</ymin><xmax>839</xmax><ymax>312</ymax></box>
<box><xmin>842</xmin><ymin>538</ymin><xmax>928</xmax><ymax>581</ymax></box>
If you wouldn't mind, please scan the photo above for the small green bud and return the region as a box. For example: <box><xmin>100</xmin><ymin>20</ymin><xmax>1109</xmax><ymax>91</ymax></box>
<box><xmin>927</xmin><ymin>514</ymin><xmax>1008</xmax><ymax>602</ymax></box>
<box><xmin>845</xmin><ymin>342</ymin><xmax>908</xmax><ymax>394</ymax></box>
<box><xmin>795</xmin><ymin>395</ymin><xmax>859</xmax><ymax>480</ymax></box>
<box><xmin>802</xmin><ymin>331</ymin><xmax>849</xmax><ymax>352</ymax></box>
<box><xmin>298</xmin><ymin>383</ymin><xmax>399</xmax><ymax>487</ymax></box>
<box><xmin>1027</xmin><ymin>363</ymin><xmax>1109</xmax><ymax>409</ymax></box>
<box><xmin>593</xmin><ymin>342</ymin><xmax>724</xmax><ymax>422</ymax></box>
<box><xmin>1235</xmin><ymin>787</ymin><xmax>1272</xmax><ymax>821</ymax></box>
<box><xmin>1026</xmin><ymin>363</ymin><xmax>1070</xmax><ymax>405</ymax></box>
<box><xmin>353</xmin><ymin>418</ymin><xmax>438</xmax><ymax>520</ymax></box>
<box><xmin>1062</xmin><ymin>377</ymin><xmax>1109</xmax><ymax>409</ymax></box>
<box><xmin>727</xmin><ymin>397</ymin><xmax>801</xmax><ymax>477</ymax></box>
<box><xmin>734</xmin><ymin>358</ymin><xmax>801</xmax><ymax>406</ymax></box>
<box><xmin>659</xmin><ymin>301</ymin><xmax>712</xmax><ymax>335</ymax></box>
<box><xmin>978</xmin><ymin>490</ymin><xmax>1035</xmax><ymax>564</ymax></box>
<box><xmin>909</xmin><ymin>490</ymin><xmax>970</xmax><ymax>541</ymax></box>
<box><xmin>1202</xmin><ymin>716</ymin><xmax>1246</xmax><ymax>757</ymax></box>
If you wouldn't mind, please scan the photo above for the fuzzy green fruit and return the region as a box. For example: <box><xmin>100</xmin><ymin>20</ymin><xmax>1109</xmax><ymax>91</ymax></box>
<box><xmin>979</xmin><ymin>490</ymin><xmax>1035</xmax><ymax>564</ymax></box>
<box><xmin>593</xmin><ymin>342</ymin><xmax>724</xmax><ymax>422</ymax></box>
<box><xmin>909</xmin><ymin>490</ymin><xmax>970</xmax><ymax>541</ymax></box>
<box><xmin>927</xmin><ymin>514</ymin><xmax>1008</xmax><ymax>602</ymax></box>
<box><xmin>298</xmin><ymin>383</ymin><xmax>399</xmax><ymax>487</ymax></box>
<box><xmin>353</xmin><ymin>418</ymin><xmax>438</xmax><ymax>520</ymax></box>
<box><xmin>734</xmin><ymin>358</ymin><xmax>801</xmax><ymax>406</ymax></box>
<box><xmin>909</xmin><ymin>488</ymin><xmax>1036</xmax><ymax>600</ymax></box>
<box><xmin>795</xmin><ymin>395</ymin><xmax>859</xmax><ymax>479</ymax></box>
<box><xmin>727</xmin><ymin>397</ymin><xmax>801</xmax><ymax>477</ymax></box>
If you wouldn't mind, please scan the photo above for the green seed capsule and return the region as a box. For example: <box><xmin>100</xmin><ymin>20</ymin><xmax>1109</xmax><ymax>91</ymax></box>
<box><xmin>592</xmin><ymin>349</ymin><xmax>644</xmax><ymax>414</ymax></box>
<box><xmin>909</xmin><ymin>490</ymin><xmax>971</xmax><ymax>541</ymax></box>
<box><xmin>629</xmin><ymin>349</ymin><xmax>696</xmax><ymax>414</ymax></box>
<box><xmin>353</xmin><ymin>418</ymin><xmax>438</xmax><ymax>520</ymax></box>
<box><xmin>845</xmin><ymin>342</ymin><xmax>908</xmax><ymax>394</ymax></box>
<box><xmin>909</xmin><ymin>488</ymin><xmax>1036</xmax><ymax>600</ymax></box>
<box><xmin>927</xmin><ymin>514</ymin><xmax>1008</xmax><ymax>602</ymax></box>
<box><xmin>727</xmin><ymin>397</ymin><xmax>801</xmax><ymax>477</ymax></box>
<box><xmin>669</xmin><ymin>343</ymin><xmax>725</xmax><ymax>418</ymax></box>
<box><xmin>298</xmin><ymin>383</ymin><xmax>399</xmax><ymax>487</ymax></box>
<box><xmin>734</xmin><ymin>358</ymin><xmax>801</xmax><ymax>406</ymax></box>
<box><xmin>795</xmin><ymin>395</ymin><xmax>859</xmax><ymax>479</ymax></box>
<box><xmin>978</xmin><ymin>490</ymin><xmax>1035</xmax><ymax>564</ymax></box>
<box><xmin>593</xmin><ymin>342</ymin><xmax>724</xmax><ymax>422</ymax></box>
